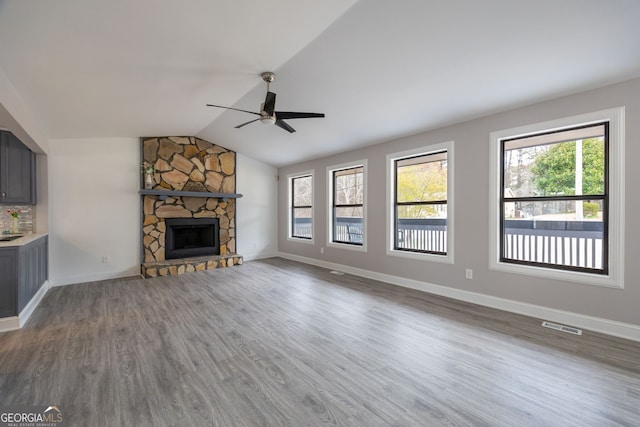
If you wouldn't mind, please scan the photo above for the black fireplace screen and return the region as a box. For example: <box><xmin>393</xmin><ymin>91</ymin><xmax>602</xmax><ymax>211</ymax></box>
<box><xmin>165</xmin><ymin>218</ymin><xmax>220</xmax><ymax>260</ymax></box>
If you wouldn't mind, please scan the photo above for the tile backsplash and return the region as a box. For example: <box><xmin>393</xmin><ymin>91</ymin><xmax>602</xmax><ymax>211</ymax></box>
<box><xmin>1</xmin><ymin>205</ymin><xmax>34</xmax><ymax>234</ymax></box>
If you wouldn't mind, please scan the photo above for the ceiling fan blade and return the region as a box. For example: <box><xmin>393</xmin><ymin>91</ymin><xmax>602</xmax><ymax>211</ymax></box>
<box><xmin>206</xmin><ymin>104</ymin><xmax>260</xmax><ymax>116</ymax></box>
<box><xmin>234</xmin><ymin>118</ymin><xmax>260</xmax><ymax>129</ymax></box>
<box><xmin>264</xmin><ymin>92</ymin><xmax>276</xmax><ymax>116</ymax></box>
<box><xmin>275</xmin><ymin>120</ymin><xmax>296</xmax><ymax>133</ymax></box>
<box><xmin>275</xmin><ymin>111</ymin><xmax>325</xmax><ymax>120</ymax></box>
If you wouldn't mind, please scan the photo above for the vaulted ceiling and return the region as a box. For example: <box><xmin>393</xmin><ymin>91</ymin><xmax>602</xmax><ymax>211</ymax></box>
<box><xmin>1</xmin><ymin>0</ymin><xmax>640</xmax><ymax>167</ymax></box>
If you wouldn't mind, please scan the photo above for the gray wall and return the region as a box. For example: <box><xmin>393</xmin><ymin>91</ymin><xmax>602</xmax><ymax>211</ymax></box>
<box><xmin>278</xmin><ymin>77</ymin><xmax>640</xmax><ymax>327</ymax></box>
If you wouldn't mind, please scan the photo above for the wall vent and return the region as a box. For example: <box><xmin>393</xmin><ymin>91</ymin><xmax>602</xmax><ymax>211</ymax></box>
<box><xmin>541</xmin><ymin>321</ymin><xmax>582</xmax><ymax>336</ymax></box>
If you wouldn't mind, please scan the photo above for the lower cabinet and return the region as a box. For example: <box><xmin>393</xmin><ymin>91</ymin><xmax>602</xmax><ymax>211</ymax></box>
<box><xmin>0</xmin><ymin>249</ymin><xmax>17</xmax><ymax>317</ymax></box>
<box><xmin>0</xmin><ymin>236</ymin><xmax>48</xmax><ymax>317</ymax></box>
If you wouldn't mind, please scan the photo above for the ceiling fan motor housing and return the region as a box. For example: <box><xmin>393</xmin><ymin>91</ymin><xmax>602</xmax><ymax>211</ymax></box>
<box><xmin>259</xmin><ymin>102</ymin><xmax>276</xmax><ymax>125</ymax></box>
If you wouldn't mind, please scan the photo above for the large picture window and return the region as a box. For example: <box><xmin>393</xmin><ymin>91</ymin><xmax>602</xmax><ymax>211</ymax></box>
<box><xmin>328</xmin><ymin>161</ymin><xmax>366</xmax><ymax>248</ymax></box>
<box><xmin>289</xmin><ymin>172</ymin><xmax>313</xmax><ymax>240</ymax></box>
<box><xmin>394</xmin><ymin>151</ymin><xmax>448</xmax><ymax>254</ymax></box>
<box><xmin>501</xmin><ymin>123</ymin><xmax>607</xmax><ymax>273</ymax></box>
<box><xmin>490</xmin><ymin>107</ymin><xmax>624</xmax><ymax>288</ymax></box>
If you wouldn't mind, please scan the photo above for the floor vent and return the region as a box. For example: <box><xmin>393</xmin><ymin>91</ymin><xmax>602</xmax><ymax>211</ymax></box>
<box><xmin>329</xmin><ymin>270</ymin><xmax>345</xmax><ymax>276</ymax></box>
<box><xmin>541</xmin><ymin>321</ymin><xmax>582</xmax><ymax>336</ymax></box>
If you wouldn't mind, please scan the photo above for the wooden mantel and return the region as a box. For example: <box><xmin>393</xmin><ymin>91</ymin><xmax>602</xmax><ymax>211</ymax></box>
<box><xmin>139</xmin><ymin>189</ymin><xmax>243</xmax><ymax>201</ymax></box>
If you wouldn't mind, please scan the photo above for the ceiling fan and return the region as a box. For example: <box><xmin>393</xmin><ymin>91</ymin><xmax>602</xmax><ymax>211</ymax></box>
<box><xmin>206</xmin><ymin>72</ymin><xmax>324</xmax><ymax>133</ymax></box>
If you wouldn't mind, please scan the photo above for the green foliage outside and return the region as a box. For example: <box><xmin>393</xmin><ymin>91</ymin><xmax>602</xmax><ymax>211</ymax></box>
<box><xmin>397</xmin><ymin>162</ymin><xmax>447</xmax><ymax>218</ymax></box>
<box><xmin>531</xmin><ymin>138</ymin><xmax>604</xmax><ymax>196</ymax></box>
<box><xmin>583</xmin><ymin>202</ymin><xmax>599</xmax><ymax>218</ymax></box>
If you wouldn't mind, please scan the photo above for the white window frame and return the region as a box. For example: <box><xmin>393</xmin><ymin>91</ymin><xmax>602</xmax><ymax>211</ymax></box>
<box><xmin>327</xmin><ymin>159</ymin><xmax>368</xmax><ymax>252</ymax></box>
<box><xmin>386</xmin><ymin>141</ymin><xmax>454</xmax><ymax>264</ymax></box>
<box><xmin>287</xmin><ymin>170</ymin><xmax>314</xmax><ymax>244</ymax></box>
<box><xmin>489</xmin><ymin>107</ymin><xmax>625</xmax><ymax>288</ymax></box>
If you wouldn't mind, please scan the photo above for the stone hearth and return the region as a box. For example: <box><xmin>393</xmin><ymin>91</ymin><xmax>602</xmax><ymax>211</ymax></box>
<box><xmin>140</xmin><ymin>136</ymin><xmax>242</xmax><ymax>278</ymax></box>
<box><xmin>141</xmin><ymin>254</ymin><xmax>243</xmax><ymax>278</ymax></box>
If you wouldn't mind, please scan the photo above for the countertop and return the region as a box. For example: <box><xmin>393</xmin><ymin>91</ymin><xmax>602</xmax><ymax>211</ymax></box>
<box><xmin>0</xmin><ymin>232</ymin><xmax>48</xmax><ymax>248</ymax></box>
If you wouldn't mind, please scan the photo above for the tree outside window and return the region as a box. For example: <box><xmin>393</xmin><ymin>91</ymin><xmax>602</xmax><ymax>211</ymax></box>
<box><xmin>394</xmin><ymin>151</ymin><xmax>448</xmax><ymax>254</ymax></box>
<box><xmin>501</xmin><ymin>123</ymin><xmax>607</xmax><ymax>273</ymax></box>
<box><xmin>332</xmin><ymin>166</ymin><xmax>364</xmax><ymax>245</ymax></box>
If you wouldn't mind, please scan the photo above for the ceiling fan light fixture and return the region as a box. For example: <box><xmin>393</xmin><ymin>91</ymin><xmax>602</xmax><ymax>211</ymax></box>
<box><xmin>260</xmin><ymin>116</ymin><xmax>276</xmax><ymax>125</ymax></box>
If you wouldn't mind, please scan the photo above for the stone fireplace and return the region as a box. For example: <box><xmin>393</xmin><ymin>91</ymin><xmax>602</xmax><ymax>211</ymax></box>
<box><xmin>140</xmin><ymin>136</ymin><xmax>242</xmax><ymax>278</ymax></box>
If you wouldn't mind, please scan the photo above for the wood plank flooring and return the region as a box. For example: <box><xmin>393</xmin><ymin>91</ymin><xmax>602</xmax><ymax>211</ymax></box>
<box><xmin>1</xmin><ymin>257</ymin><xmax>639</xmax><ymax>426</ymax></box>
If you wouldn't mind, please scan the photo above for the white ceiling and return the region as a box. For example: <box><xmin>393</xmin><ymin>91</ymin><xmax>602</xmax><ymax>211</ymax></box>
<box><xmin>1</xmin><ymin>0</ymin><xmax>640</xmax><ymax>167</ymax></box>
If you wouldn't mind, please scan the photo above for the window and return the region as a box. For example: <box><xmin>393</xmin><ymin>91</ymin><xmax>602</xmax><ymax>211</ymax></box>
<box><xmin>327</xmin><ymin>160</ymin><xmax>367</xmax><ymax>250</ymax></box>
<box><xmin>289</xmin><ymin>171</ymin><xmax>313</xmax><ymax>241</ymax></box>
<box><xmin>502</xmin><ymin>123</ymin><xmax>607</xmax><ymax>273</ymax></box>
<box><xmin>387</xmin><ymin>142</ymin><xmax>454</xmax><ymax>262</ymax></box>
<box><xmin>490</xmin><ymin>108</ymin><xmax>624</xmax><ymax>288</ymax></box>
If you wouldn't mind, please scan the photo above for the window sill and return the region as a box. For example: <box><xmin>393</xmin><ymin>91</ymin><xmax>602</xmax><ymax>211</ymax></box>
<box><xmin>327</xmin><ymin>241</ymin><xmax>367</xmax><ymax>252</ymax></box>
<box><xmin>287</xmin><ymin>236</ymin><xmax>314</xmax><ymax>245</ymax></box>
<box><xmin>490</xmin><ymin>260</ymin><xmax>622</xmax><ymax>289</ymax></box>
<box><xmin>386</xmin><ymin>248</ymin><xmax>453</xmax><ymax>264</ymax></box>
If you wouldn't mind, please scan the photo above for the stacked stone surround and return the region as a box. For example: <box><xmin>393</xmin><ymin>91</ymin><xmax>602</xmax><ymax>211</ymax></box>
<box><xmin>141</xmin><ymin>136</ymin><xmax>242</xmax><ymax>278</ymax></box>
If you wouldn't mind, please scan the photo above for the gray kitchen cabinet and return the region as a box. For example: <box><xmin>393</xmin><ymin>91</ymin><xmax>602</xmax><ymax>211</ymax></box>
<box><xmin>0</xmin><ymin>235</ymin><xmax>48</xmax><ymax>317</ymax></box>
<box><xmin>0</xmin><ymin>248</ymin><xmax>17</xmax><ymax>317</ymax></box>
<box><xmin>0</xmin><ymin>131</ymin><xmax>36</xmax><ymax>204</ymax></box>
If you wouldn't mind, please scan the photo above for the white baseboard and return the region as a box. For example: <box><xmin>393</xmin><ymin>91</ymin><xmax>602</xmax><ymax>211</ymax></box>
<box><xmin>242</xmin><ymin>251</ymin><xmax>279</xmax><ymax>262</ymax></box>
<box><xmin>49</xmin><ymin>267</ymin><xmax>142</xmax><ymax>287</ymax></box>
<box><xmin>0</xmin><ymin>280</ymin><xmax>51</xmax><ymax>333</ymax></box>
<box><xmin>0</xmin><ymin>316</ymin><xmax>19</xmax><ymax>332</ymax></box>
<box><xmin>277</xmin><ymin>252</ymin><xmax>640</xmax><ymax>343</ymax></box>
<box><xmin>19</xmin><ymin>279</ymin><xmax>51</xmax><ymax>327</ymax></box>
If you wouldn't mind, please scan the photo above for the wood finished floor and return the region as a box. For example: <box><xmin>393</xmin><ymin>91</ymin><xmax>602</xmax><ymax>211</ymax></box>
<box><xmin>1</xmin><ymin>257</ymin><xmax>639</xmax><ymax>426</ymax></box>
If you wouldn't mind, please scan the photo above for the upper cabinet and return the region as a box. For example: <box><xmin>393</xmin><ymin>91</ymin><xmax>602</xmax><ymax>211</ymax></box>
<box><xmin>0</xmin><ymin>131</ymin><xmax>36</xmax><ymax>205</ymax></box>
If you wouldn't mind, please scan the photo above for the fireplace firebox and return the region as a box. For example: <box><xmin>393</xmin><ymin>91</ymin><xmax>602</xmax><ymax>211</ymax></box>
<box><xmin>165</xmin><ymin>218</ymin><xmax>220</xmax><ymax>260</ymax></box>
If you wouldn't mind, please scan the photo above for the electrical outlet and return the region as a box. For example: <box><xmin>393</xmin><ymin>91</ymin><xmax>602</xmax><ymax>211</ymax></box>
<box><xmin>102</xmin><ymin>256</ymin><xmax>111</xmax><ymax>264</ymax></box>
<box><xmin>320</xmin><ymin>247</ymin><xmax>324</xmax><ymax>254</ymax></box>
<box><xmin>465</xmin><ymin>269</ymin><xmax>473</xmax><ymax>279</ymax></box>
